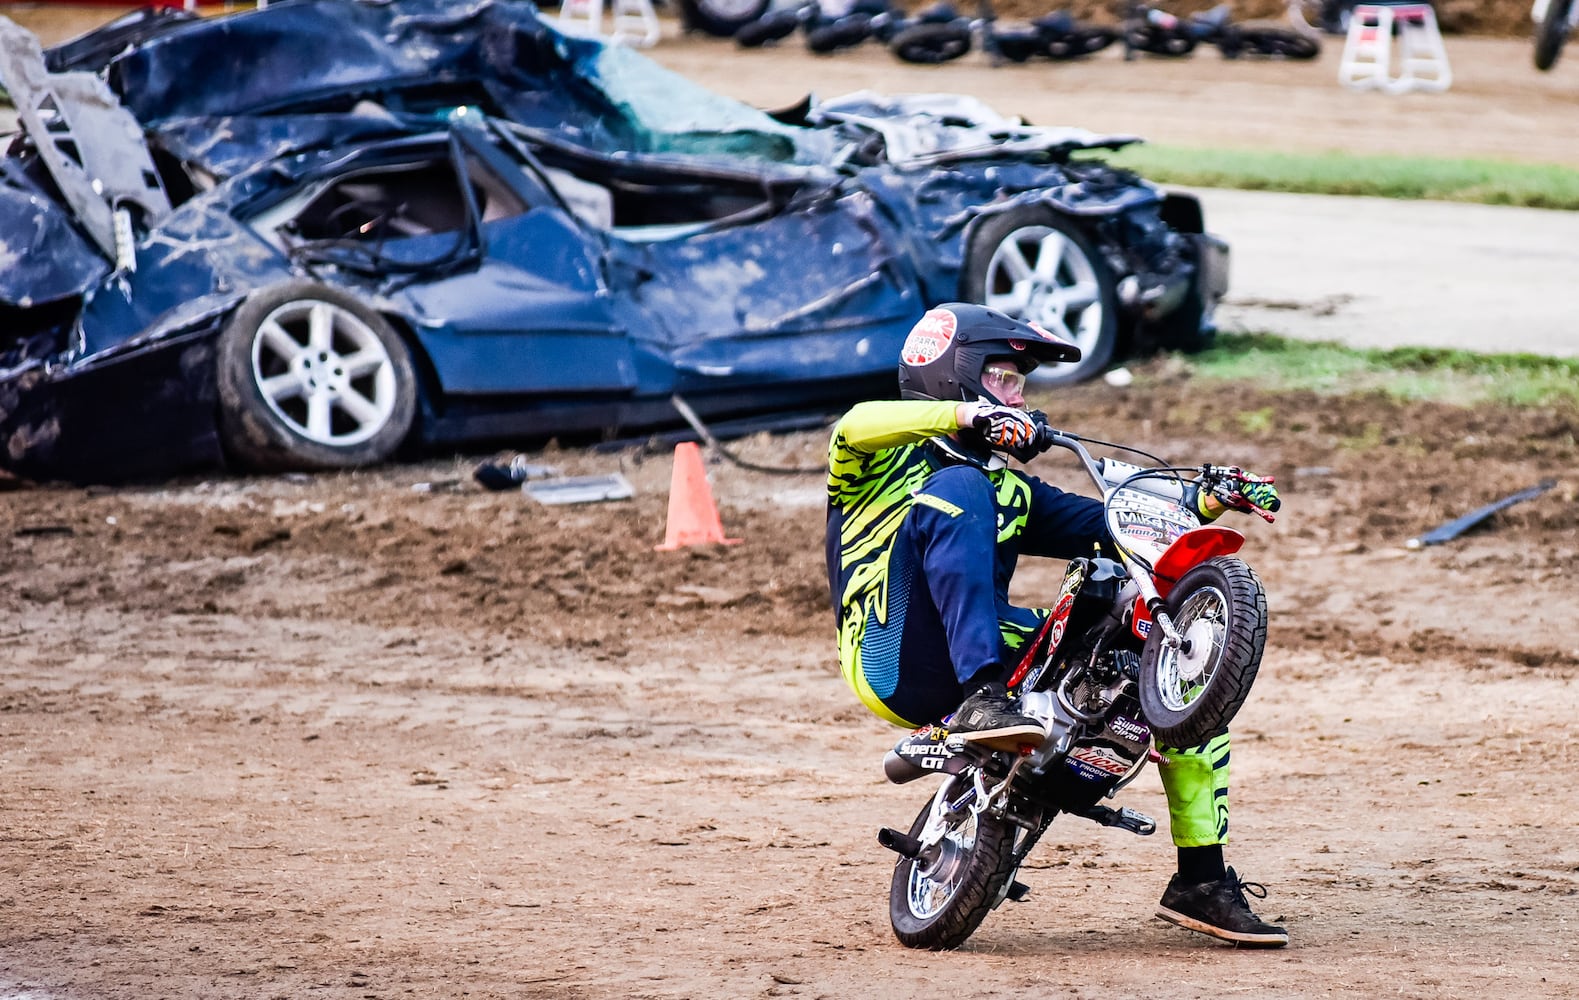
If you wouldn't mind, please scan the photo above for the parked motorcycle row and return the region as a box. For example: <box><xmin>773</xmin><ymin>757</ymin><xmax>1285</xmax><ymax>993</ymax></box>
<box><xmin>676</xmin><ymin>0</ymin><xmax>1323</xmax><ymax>65</ymax></box>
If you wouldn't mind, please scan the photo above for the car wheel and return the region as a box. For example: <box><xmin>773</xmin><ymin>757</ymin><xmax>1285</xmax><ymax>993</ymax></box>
<box><xmin>216</xmin><ymin>281</ymin><xmax>418</xmax><ymax>472</ymax></box>
<box><xmin>960</xmin><ymin>208</ymin><xmax>1118</xmax><ymax>386</ymax></box>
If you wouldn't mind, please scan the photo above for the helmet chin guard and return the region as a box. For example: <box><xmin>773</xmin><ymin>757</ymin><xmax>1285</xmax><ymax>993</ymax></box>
<box><xmin>897</xmin><ymin>303</ymin><xmax>1081</xmax><ymax>405</ymax></box>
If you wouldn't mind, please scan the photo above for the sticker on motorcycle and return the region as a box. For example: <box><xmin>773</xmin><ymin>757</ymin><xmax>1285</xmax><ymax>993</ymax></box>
<box><xmin>900</xmin><ymin>308</ymin><xmax>957</xmax><ymax>366</ymax></box>
<box><xmin>1067</xmin><ymin>745</ymin><xmax>1135</xmax><ymax>780</ymax></box>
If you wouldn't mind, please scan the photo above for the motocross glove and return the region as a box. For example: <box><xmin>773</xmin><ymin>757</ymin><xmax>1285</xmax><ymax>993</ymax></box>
<box><xmin>958</xmin><ymin>400</ymin><xmax>1040</xmax><ymax>452</ymax></box>
<box><xmin>1238</xmin><ymin>479</ymin><xmax>1282</xmax><ymax>513</ymax></box>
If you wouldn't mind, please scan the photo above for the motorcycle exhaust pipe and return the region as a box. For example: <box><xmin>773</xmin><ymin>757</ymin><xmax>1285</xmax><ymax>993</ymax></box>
<box><xmin>883</xmin><ymin>748</ymin><xmax>932</xmax><ymax>784</ymax></box>
<box><xmin>877</xmin><ymin>827</ymin><xmax>924</xmax><ymax>858</ymax></box>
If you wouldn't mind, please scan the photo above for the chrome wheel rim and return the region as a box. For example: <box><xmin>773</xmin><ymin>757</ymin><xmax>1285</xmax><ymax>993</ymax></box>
<box><xmin>982</xmin><ymin>223</ymin><xmax>1105</xmax><ymax>362</ymax></box>
<box><xmin>1155</xmin><ymin>586</ymin><xmax>1228</xmax><ymax>712</ymax></box>
<box><xmin>250</xmin><ymin>299</ymin><xmax>397</xmax><ymax>447</ymax></box>
<box><xmin>906</xmin><ymin>795</ymin><xmax>978</xmax><ymax>919</ymax></box>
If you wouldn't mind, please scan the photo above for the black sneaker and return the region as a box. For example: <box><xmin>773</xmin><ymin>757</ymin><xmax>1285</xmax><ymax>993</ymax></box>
<box><xmin>1156</xmin><ymin>867</ymin><xmax>1289</xmax><ymax>947</ymax></box>
<box><xmin>948</xmin><ymin>686</ymin><xmax>1046</xmax><ymax>752</ymax></box>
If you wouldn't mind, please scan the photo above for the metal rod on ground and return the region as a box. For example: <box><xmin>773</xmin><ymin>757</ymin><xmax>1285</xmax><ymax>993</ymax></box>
<box><xmin>668</xmin><ymin>394</ymin><xmax>825</xmax><ymax>476</ymax></box>
<box><xmin>1406</xmin><ymin>479</ymin><xmax>1558</xmax><ymax>549</ymax></box>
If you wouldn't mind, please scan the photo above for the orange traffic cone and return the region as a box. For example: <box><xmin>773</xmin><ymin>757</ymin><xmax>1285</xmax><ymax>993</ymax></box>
<box><xmin>654</xmin><ymin>442</ymin><xmax>742</xmax><ymax>551</ymax></box>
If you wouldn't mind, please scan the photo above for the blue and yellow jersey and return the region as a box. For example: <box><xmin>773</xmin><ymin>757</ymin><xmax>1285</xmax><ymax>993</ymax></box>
<box><xmin>824</xmin><ymin>400</ymin><xmax>1106</xmax><ymax>725</ymax></box>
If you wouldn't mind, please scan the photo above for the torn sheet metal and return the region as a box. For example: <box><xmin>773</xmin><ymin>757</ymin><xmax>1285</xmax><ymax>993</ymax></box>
<box><xmin>524</xmin><ymin>473</ymin><xmax>634</xmax><ymax>505</ymax></box>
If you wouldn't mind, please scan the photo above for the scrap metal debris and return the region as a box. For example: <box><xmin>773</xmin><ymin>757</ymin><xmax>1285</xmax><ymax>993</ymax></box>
<box><xmin>523</xmin><ymin>473</ymin><xmax>634</xmax><ymax>505</ymax></box>
<box><xmin>1406</xmin><ymin>479</ymin><xmax>1558</xmax><ymax>549</ymax></box>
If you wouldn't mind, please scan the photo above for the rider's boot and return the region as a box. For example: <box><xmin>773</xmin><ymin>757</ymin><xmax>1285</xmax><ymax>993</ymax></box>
<box><xmin>947</xmin><ymin>682</ymin><xmax>1046</xmax><ymax>752</ymax></box>
<box><xmin>1156</xmin><ymin>866</ymin><xmax>1289</xmax><ymax>947</ymax></box>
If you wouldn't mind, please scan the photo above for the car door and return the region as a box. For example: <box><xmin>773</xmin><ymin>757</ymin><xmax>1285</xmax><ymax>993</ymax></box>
<box><xmin>379</xmin><ymin>131</ymin><xmax>636</xmax><ymax>398</ymax></box>
<box><xmin>606</xmin><ymin>170</ymin><xmax>924</xmax><ymax>392</ymax></box>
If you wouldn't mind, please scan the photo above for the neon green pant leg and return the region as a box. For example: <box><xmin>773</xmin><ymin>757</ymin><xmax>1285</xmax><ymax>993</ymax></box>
<box><xmin>1156</xmin><ymin>732</ymin><xmax>1231</xmax><ymax>847</ymax></box>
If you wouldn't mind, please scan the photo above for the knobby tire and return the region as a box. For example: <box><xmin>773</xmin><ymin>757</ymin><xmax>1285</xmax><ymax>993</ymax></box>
<box><xmin>888</xmin><ymin>779</ymin><xmax>1017</xmax><ymax>950</ymax></box>
<box><xmin>1138</xmin><ymin>556</ymin><xmax>1267</xmax><ymax>747</ymax></box>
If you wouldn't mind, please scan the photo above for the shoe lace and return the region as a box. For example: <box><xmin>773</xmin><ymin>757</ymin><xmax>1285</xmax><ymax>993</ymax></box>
<box><xmin>1230</xmin><ymin>873</ymin><xmax>1269</xmax><ymax>904</ymax></box>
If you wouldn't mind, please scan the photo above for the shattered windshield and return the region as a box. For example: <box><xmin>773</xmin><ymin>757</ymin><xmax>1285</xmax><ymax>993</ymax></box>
<box><xmin>589</xmin><ymin>45</ymin><xmax>822</xmax><ymax>163</ymax></box>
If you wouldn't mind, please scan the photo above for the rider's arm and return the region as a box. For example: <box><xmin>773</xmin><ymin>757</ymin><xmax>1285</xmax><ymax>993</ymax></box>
<box><xmin>829</xmin><ymin>400</ymin><xmax>962</xmax><ymax>456</ymax></box>
<box><xmin>1019</xmin><ymin>475</ymin><xmax>1109</xmax><ymax>559</ymax></box>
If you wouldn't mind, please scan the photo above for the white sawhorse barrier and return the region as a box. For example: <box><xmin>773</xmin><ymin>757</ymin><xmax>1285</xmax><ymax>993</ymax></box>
<box><xmin>555</xmin><ymin>0</ymin><xmax>662</xmax><ymax>47</ymax></box>
<box><xmin>1338</xmin><ymin>3</ymin><xmax>1452</xmax><ymax>93</ymax></box>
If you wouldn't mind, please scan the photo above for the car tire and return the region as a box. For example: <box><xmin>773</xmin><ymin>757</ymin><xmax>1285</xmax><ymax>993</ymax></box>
<box><xmin>676</xmin><ymin>0</ymin><xmax>772</xmax><ymax>37</ymax></box>
<box><xmin>960</xmin><ymin>208</ymin><xmax>1118</xmax><ymax>387</ymax></box>
<box><xmin>216</xmin><ymin>281</ymin><xmax>418</xmax><ymax>473</ymax></box>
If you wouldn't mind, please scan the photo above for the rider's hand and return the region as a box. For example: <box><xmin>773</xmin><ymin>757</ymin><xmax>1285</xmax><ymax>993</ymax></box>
<box><xmin>1193</xmin><ymin>469</ymin><xmax>1281</xmax><ymax>520</ymax></box>
<box><xmin>957</xmin><ymin>400</ymin><xmax>1039</xmax><ymax>452</ymax></box>
<box><xmin>1238</xmin><ymin>479</ymin><xmax>1282</xmax><ymax>513</ymax></box>
<box><xmin>1201</xmin><ymin>470</ymin><xmax>1281</xmax><ymax>517</ymax></box>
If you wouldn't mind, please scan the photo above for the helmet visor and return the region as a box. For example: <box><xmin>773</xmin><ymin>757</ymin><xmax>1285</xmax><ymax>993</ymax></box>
<box><xmin>981</xmin><ymin>363</ymin><xmax>1028</xmax><ymax>400</ymax></box>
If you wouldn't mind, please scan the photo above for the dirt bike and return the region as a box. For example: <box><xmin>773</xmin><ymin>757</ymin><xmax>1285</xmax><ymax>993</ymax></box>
<box><xmin>878</xmin><ymin>425</ymin><xmax>1276</xmax><ymax>949</ymax></box>
<box><xmin>1534</xmin><ymin>0</ymin><xmax>1578</xmax><ymax>70</ymax></box>
<box><xmin>890</xmin><ymin>1</ymin><xmax>1118</xmax><ymax>64</ymax></box>
<box><xmin>1121</xmin><ymin>2</ymin><xmax>1321</xmax><ymax>59</ymax></box>
<box><xmin>734</xmin><ymin>0</ymin><xmax>912</xmax><ymax>49</ymax></box>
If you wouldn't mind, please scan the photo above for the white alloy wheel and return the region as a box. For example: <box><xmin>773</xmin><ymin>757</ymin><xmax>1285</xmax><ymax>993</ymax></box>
<box><xmin>982</xmin><ymin>223</ymin><xmax>1108</xmax><ymax>362</ymax></box>
<box><xmin>250</xmin><ymin>298</ymin><xmax>399</xmax><ymax>447</ymax></box>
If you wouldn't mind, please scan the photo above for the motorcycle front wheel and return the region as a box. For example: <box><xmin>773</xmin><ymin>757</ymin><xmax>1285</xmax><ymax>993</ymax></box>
<box><xmin>889</xmin><ymin>774</ymin><xmax>1016</xmax><ymax>950</ymax></box>
<box><xmin>1535</xmin><ymin>0</ymin><xmax>1575</xmax><ymax>70</ymax></box>
<box><xmin>1138</xmin><ymin>555</ymin><xmax>1267</xmax><ymax>747</ymax></box>
<box><xmin>1235</xmin><ymin>27</ymin><xmax>1321</xmax><ymax>59</ymax></box>
<box><xmin>891</xmin><ymin>22</ymin><xmax>973</xmax><ymax>63</ymax></box>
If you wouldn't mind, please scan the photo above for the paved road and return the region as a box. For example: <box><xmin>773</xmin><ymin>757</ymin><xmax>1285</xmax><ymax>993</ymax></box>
<box><xmin>1199</xmin><ymin>188</ymin><xmax>1579</xmax><ymax>358</ymax></box>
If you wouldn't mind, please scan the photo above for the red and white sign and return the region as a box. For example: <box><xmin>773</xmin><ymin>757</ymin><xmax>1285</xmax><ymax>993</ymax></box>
<box><xmin>901</xmin><ymin>308</ymin><xmax>958</xmax><ymax>366</ymax></box>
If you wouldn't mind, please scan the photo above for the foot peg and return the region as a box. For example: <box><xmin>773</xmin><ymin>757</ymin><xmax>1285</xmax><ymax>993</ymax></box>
<box><xmin>1078</xmin><ymin>804</ymin><xmax>1156</xmax><ymax>836</ymax></box>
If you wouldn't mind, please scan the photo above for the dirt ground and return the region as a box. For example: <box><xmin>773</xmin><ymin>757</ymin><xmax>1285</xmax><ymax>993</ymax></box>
<box><xmin>3</xmin><ymin>6</ymin><xmax>1579</xmax><ymax>1000</ymax></box>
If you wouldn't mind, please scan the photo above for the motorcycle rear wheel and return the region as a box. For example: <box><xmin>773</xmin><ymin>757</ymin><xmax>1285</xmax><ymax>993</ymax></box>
<box><xmin>1138</xmin><ymin>556</ymin><xmax>1267</xmax><ymax>747</ymax></box>
<box><xmin>1124</xmin><ymin>24</ymin><xmax>1197</xmax><ymax>57</ymax></box>
<box><xmin>1535</xmin><ymin>0</ymin><xmax>1575</xmax><ymax>70</ymax></box>
<box><xmin>1044</xmin><ymin>26</ymin><xmax>1118</xmax><ymax>59</ymax></box>
<box><xmin>891</xmin><ymin>22</ymin><xmax>973</xmax><ymax>63</ymax></box>
<box><xmin>889</xmin><ymin>775</ymin><xmax>1017</xmax><ymax>950</ymax></box>
<box><xmin>1235</xmin><ymin>27</ymin><xmax>1321</xmax><ymax>59</ymax></box>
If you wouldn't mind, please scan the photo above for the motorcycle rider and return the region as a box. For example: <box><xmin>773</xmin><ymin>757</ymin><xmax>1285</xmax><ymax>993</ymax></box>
<box><xmin>825</xmin><ymin>303</ymin><xmax>1288</xmax><ymax>947</ymax></box>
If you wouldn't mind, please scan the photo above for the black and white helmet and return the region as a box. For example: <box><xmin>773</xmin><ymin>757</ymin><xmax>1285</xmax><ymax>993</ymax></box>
<box><xmin>897</xmin><ymin>303</ymin><xmax>1081</xmax><ymax>406</ymax></box>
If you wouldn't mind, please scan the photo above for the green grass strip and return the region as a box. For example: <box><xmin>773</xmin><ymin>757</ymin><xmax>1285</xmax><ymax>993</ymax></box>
<box><xmin>1092</xmin><ymin>144</ymin><xmax>1579</xmax><ymax>211</ymax></box>
<box><xmin>1177</xmin><ymin>333</ymin><xmax>1579</xmax><ymax>408</ymax></box>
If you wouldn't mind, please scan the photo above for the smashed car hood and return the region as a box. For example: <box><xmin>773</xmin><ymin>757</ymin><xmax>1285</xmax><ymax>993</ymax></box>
<box><xmin>807</xmin><ymin>91</ymin><xmax>1142</xmax><ymax>167</ymax></box>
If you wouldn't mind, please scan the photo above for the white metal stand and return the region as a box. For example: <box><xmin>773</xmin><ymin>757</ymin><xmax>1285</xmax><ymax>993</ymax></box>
<box><xmin>1338</xmin><ymin>3</ymin><xmax>1452</xmax><ymax>93</ymax></box>
<box><xmin>555</xmin><ymin>0</ymin><xmax>662</xmax><ymax>47</ymax></box>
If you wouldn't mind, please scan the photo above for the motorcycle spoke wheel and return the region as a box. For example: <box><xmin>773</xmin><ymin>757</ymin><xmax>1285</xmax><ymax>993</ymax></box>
<box><xmin>1139</xmin><ymin>556</ymin><xmax>1267</xmax><ymax>747</ymax></box>
<box><xmin>889</xmin><ymin>775</ymin><xmax>1016</xmax><ymax>950</ymax></box>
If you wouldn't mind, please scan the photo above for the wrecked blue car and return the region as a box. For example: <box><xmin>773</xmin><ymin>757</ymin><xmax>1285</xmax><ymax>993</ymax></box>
<box><xmin>0</xmin><ymin>0</ymin><xmax>1227</xmax><ymax>483</ymax></box>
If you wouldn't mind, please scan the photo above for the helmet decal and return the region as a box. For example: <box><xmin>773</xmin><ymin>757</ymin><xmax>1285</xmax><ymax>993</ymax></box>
<box><xmin>900</xmin><ymin>308</ymin><xmax>957</xmax><ymax>367</ymax></box>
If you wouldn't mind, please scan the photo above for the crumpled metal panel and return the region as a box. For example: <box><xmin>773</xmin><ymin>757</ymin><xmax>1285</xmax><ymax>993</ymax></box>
<box><xmin>0</xmin><ymin>179</ymin><xmax>108</xmax><ymax>305</ymax></box>
<box><xmin>0</xmin><ymin>16</ymin><xmax>170</xmax><ymax>263</ymax></box>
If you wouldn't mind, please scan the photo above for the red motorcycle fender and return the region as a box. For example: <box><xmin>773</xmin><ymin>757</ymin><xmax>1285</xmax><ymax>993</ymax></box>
<box><xmin>1132</xmin><ymin>527</ymin><xmax>1245</xmax><ymax>641</ymax></box>
<box><xmin>1151</xmin><ymin>526</ymin><xmax>1245</xmax><ymax>597</ymax></box>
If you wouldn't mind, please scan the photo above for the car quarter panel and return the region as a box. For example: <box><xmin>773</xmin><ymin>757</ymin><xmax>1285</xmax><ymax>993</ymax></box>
<box><xmin>607</xmin><ymin>187</ymin><xmax>923</xmax><ymax>388</ymax></box>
